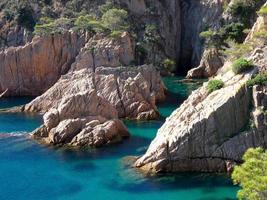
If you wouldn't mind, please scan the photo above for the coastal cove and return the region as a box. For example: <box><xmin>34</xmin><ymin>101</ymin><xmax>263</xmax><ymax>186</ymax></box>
<box><xmin>0</xmin><ymin>77</ymin><xmax>238</xmax><ymax>200</ymax></box>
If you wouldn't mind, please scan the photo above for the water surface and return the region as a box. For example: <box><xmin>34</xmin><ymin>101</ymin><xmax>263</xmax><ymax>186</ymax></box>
<box><xmin>0</xmin><ymin>77</ymin><xmax>238</xmax><ymax>200</ymax></box>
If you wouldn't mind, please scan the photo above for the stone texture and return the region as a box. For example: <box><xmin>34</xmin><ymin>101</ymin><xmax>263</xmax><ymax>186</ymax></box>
<box><xmin>24</xmin><ymin>65</ymin><xmax>165</xmax><ymax>120</ymax></box>
<box><xmin>179</xmin><ymin>0</ymin><xmax>224</xmax><ymax>69</ymax></box>
<box><xmin>29</xmin><ymin>64</ymin><xmax>165</xmax><ymax>147</ymax></box>
<box><xmin>32</xmin><ymin>90</ymin><xmax>129</xmax><ymax>147</ymax></box>
<box><xmin>71</xmin><ymin>32</ymin><xmax>135</xmax><ymax>72</ymax></box>
<box><xmin>186</xmin><ymin>49</ymin><xmax>224</xmax><ymax>78</ymax></box>
<box><xmin>0</xmin><ymin>31</ymin><xmax>85</xmax><ymax>96</ymax></box>
<box><xmin>135</xmin><ymin>69</ymin><xmax>259</xmax><ymax>173</ymax></box>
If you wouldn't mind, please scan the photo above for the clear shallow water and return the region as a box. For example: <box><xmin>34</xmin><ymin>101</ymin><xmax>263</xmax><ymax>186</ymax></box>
<box><xmin>0</xmin><ymin>78</ymin><xmax>238</xmax><ymax>200</ymax></box>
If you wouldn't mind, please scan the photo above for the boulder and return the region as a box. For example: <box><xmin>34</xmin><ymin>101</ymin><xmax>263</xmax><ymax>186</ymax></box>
<box><xmin>32</xmin><ymin>89</ymin><xmax>129</xmax><ymax>147</ymax></box>
<box><xmin>186</xmin><ymin>49</ymin><xmax>224</xmax><ymax>79</ymax></box>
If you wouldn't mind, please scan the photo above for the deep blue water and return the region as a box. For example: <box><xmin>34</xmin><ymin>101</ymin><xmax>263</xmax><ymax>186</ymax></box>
<box><xmin>0</xmin><ymin>78</ymin><xmax>238</xmax><ymax>200</ymax></box>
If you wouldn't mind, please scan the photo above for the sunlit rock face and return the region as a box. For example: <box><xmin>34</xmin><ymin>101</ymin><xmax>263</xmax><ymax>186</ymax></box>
<box><xmin>0</xmin><ymin>32</ymin><xmax>85</xmax><ymax>96</ymax></box>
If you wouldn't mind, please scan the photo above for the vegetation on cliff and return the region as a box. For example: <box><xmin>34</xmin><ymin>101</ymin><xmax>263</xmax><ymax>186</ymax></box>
<box><xmin>232</xmin><ymin>148</ymin><xmax>267</xmax><ymax>200</ymax></box>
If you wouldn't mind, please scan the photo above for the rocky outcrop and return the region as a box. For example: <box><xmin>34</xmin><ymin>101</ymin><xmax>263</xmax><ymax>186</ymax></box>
<box><xmin>0</xmin><ymin>31</ymin><xmax>85</xmax><ymax>96</ymax></box>
<box><xmin>32</xmin><ymin>89</ymin><xmax>129</xmax><ymax>147</ymax></box>
<box><xmin>71</xmin><ymin>32</ymin><xmax>135</xmax><ymax>72</ymax></box>
<box><xmin>29</xmin><ymin>65</ymin><xmax>165</xmax><ymax>146</ymax></box>
<box><xmin>24</xmin><ymin>65</ymin><xmax>165</xmax><ymax>120</ymax></box>
<box><xmin>135</xmin><ymin>68</ymin><xmax>262</xmax><ymax>173</ymax></box>
<box><xmin>186</xmin><ymin>49</ymin><xmax>224</xmax><ymax>78</ymax></box>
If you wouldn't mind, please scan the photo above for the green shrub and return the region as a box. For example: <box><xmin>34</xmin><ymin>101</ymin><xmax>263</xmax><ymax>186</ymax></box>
<box><xmin>101</xmin><ymin>8</ymin><xmax>128</xmax><ymax>32</ymax></box>
<box><xmin>232</xmin><ymin>148</ymin><xmax>267</xmax><ymax>200</ymax></box>
<box><xmin>229</xmin><ymin>0</ymin><xmax>262</xmax><ymax>28</ymax></box>
<box><xmin>207</xmin><ymin>79</ymin><xmax>224</xmax><ymax>93</ymax></box>
<box><xmin>109</xmin><ymin>30</ymin><xmax>123</xmax><ymax>38</ymax></box>
<box><xmin>254</xmin><ymin>29</ymin><xmax>267</xmax><ymax>39</ymax></box>
<box><xmin>16</xmin><ymin>5</ymin><xmax>36</xmax><ymax>31</ymax></box>
<box><xmin>232</xmin><ymin>58</ymin><xmax>254</xmax><ymax>74</ymax></box>
<box><xmin>199</xmin><ymin>29</ymin><xmax>227</xmax><ymax>50</ymax></box>
<box><xmin>257</xmin><ymin>5</ymin><xmax>267</xmax><ymax>15</ymax></box>
<box><xmin>144</xmin><ymin>24</ymin><xmax>160</xmax><ymax>43</ymax></box>
<box><xmin>74</xmin><ymin>15</ymin><xmax>105</xmax><ymax>33</ymax></box>
<box><xmin>161</xmin><ymin>59</ymin><xmax>176</xmax><ymax>72</ymax></box>
<box><xmin>247</xmin><ymin>73</ymin><xmax>267</xmax><ymax>87</ymax></box>
<box><xmin>221</xmin><ymin>22</ymin><xmax>245</xmax><ymax>43</ymax></box>
<box><xmin>34</xmin><ymin>17</ymin><xmax>73</xmax><ymax>36</ymax></box>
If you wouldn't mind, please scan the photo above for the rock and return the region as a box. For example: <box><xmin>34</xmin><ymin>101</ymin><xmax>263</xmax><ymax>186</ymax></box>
<box><xmin>179</xmin><ymin>0</ymin><xmax>224</xmax><ymax>69</ymax></box>
<box><xmin>186</xmin><ymin>49</ymin><xmax>224</xmax><ymax>78</ymax></box>
<box><xmin>25</xmin><ymin>65</ymin><xmax>165</xmax><ymax>120</ymax></box>
<box><xmin>27</xmin><ymin>65</ymin><xmax>165</xmax><ymax>147</ymax></box>
<box><xmin>0</xmin><ymin>31</ymin><xmax>85</xmax><ymax>96</ymax></box>
<box><xmin>135</xmin><ymin>69</ymin><xmax>258</xmax><ymax>173</ymax></box>
<box><xmin>32</xmin><ymin>89</ymin><xmax>130</xmax><ymax>147</ymax></box>
<box><xmin>71</xmin><ymin>32</ymin><xmax>135</xmax><ymax>72</ymax></box>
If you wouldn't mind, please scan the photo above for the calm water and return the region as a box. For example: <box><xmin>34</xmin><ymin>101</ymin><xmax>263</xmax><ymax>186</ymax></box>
<box><xmin>0</xmin><ymin>77</ymin><xmax>238</xmax><ymax>200</ymax></box>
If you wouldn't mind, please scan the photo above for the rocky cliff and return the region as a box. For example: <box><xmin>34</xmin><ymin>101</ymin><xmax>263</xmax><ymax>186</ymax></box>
<box><xmin>0</xmin><ymin>31</ymin><xmax>84</xmax><ymax>96</ymax></box>
<box><xmin>135</xmin><ymin>11</ymin><xmax>267</xmax><ymax>173</ymax></box>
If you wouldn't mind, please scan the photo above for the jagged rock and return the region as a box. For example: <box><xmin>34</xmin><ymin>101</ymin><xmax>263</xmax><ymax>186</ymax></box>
<box><xmin>0</xmin><ymin>31</ymin><xmax>85</xmax><ymax>96</ymax></box>
<box><xmin>71</xmin><ymin>32</ymin><xmax>135</xmax><ymax>72</ymax></box>
<box><xmin>186</xmin><ymin>49</ymin><xmax>224</xmax><ymax>78</ymax></box>
<box><xmin>135</xmin><ymin>69</ymin><xmax>259</xmax><ymax>173</ymax></box>
<box><xmin>32</xmin><ymin>90</ymin><xmax>129</xmax><ymax>147</ymax></box>
<box><xmin>24</xmin><ymin>65</ymin><xmax>165</xmax><ymax>120</ymax></box>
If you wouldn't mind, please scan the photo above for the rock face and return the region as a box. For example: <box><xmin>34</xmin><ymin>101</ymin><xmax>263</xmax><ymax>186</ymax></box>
<box><xmin>0</xmin><ymin>31</ymin><xmax>85</xmax><ymax>96</ymax></box>
<box><xmin>71</xmin><ymin>32</ymin><xmax>135</xmax><ymax>72</ymax></box>
<box><xmin>179</xmin><ymin>0</ymin><xmax>223</xmax><ymax>70</ymax></box>
<box><xmin>135</xmin><ymin>69</ymin><xmax>262</xmax><ymax>173</ymax></box>
<box><xmin>24</xmin><ymin>65</ymin><xmax>165</xmax><ymax>120</ymax></box>
<box><xmin>29</xmin><ymin>65</ymin><xmax>165</xmax><ymax>146</ymax></box>
<box><xmin>186</xmin><ymin>49</ymin><xmax>224</xmax><ymax>79</ymax></box>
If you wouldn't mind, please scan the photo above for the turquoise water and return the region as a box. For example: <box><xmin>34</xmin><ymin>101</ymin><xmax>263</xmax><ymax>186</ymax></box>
<box><xmin>0</xmin><ymin>78</ymin><xmax>238</xmax><ymax>200</ymax></box>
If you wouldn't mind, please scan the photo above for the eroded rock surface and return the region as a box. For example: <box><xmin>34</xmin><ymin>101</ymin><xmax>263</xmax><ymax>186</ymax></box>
<box><xmin>27</xmin><ymin>65</ymin><xmax>165</xmax><ymax>147</ymax></box>
<box><xmin>71</xmin><ymin>32</ymin><xmax>135</xmax><ymax>72</ymax></box>
<box><xmin>25</xmin><ymin>65</ymin><xmax>165</xmax><ymax>120</ymax></box>
<box><xmin>186</xmin><ymin>49</ymin><xmax>224</xmax><ymax>79</ymax></box>
<box><xmin>32</xmin><ymin>90</ymin><xmax>129</xmax><ymax>147</ymax></box>
<box><xmin>0</xmin><ymin>31</ymin><xmax>85</xmax><ymax>96</ymax></box>
<box><xmin>135</xmin><ymin>69</ymin><xmax>259</xmax><ymax>173</ymax></box>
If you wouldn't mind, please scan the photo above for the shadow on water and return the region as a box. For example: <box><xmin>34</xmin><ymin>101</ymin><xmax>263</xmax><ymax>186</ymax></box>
<box><xmin>104</xmin><ymin>172</ymin><xmax>238</xmax><ymax>194</ymax></box>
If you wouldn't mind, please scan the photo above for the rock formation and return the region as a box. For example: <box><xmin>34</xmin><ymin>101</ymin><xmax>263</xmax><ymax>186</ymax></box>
<box><xmin>0</xmin><ymin>31</ymin><xmax>85</xmax><ymax>96</ymax></box>
<box><xmin>27</xmin><ymin>64</ymin><xmax>165</xmax><ymax>147</ymax></box>
<box><xmin>32</xmin><ymin>89</ymin><xmax>130</xmax><ymax>147</ymax></box>
<box><xmin>135</xmin><ymin>12</ymin><xmax>267</xmax><ymax>172</ymax></box>
<box><xmin>135</xmin><ymin>68</ymin><xmax>259</xmax><ymax>173</ymax></box>
<box><xmin>179</xmin><ymin>0</ymin><xmax>224</xmax><ymax>70</ymax></box>
<box><xmin>186</xmin><ymin>49</ymin><xmax>224</xmax><ymax>79</ymax></box>
<box><xmin>25</xmin><ymin>65</ymin><xmax>165</xmax><ymax>119</ymax></box>
<box><xmin>71</xmin><ymin>32</ymin><xmax>135</xmax><ymax>72</ymax></box>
